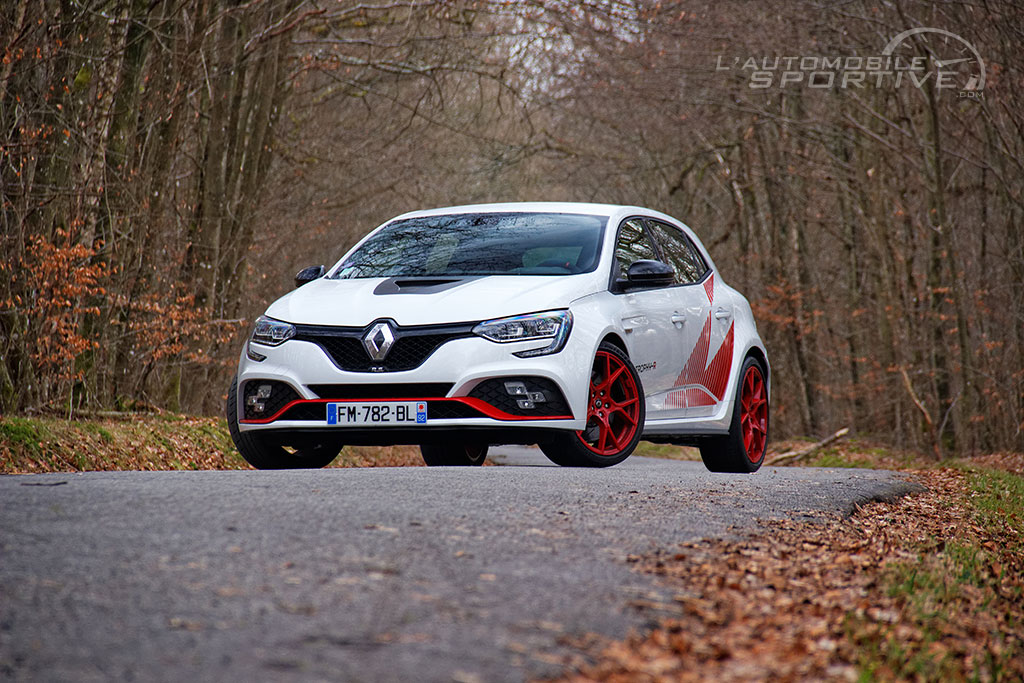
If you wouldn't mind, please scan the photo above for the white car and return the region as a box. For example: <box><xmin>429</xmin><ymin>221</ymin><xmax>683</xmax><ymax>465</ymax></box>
<box><xmin>227</xmin><ymin>202</ymin><xmax>769</xmax><ymax>471</ymax></box>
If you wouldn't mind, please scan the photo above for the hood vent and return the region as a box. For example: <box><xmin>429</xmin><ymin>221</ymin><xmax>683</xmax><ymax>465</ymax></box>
<box><xmin>374</xmin><ymin>277</ymin><xmax>477</xmax><ymax>295</ymax></box>
<box><xmin>395</xmin><ymin>279</ymin><xmax>459</xmax><ymax>288</ymax></box>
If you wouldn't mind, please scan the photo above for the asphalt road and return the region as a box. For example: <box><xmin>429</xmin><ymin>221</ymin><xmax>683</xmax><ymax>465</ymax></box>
<box><xmin>0</xmin><ymin>448</ymin><xmax>921</xmax><ymax>682</ymax></box>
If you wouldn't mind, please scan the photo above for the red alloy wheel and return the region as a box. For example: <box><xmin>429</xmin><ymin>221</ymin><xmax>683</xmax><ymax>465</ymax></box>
<box><xmin>740</xmin><ymin>365</ymin><xmax>768</xmax><ymax>462</ymax></box>
<box><xmin>577</xmin><ymin>350</ymin><xmax>641</xmax><ymax>456</ymax></box>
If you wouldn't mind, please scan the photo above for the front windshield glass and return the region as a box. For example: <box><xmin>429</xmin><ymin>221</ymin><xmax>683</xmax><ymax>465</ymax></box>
<box><xmin>333</xmin><ymin>212</ymin><xmax>606</xmax><ymax>278</ymax></box>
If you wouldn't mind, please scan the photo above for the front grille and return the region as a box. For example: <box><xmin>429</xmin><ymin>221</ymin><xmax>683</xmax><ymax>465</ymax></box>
<box><xmin>468</xmin><ymin>377</ymin><xmax>572</xmax><ymax>417</ymax></box>
<box><xmin>242</xmin><ymin>380</ymin><xmax>301</xmax><ymax>420</ymax></box>
<box><xmin>308</xmin><ymin>383</ymin><xmax>454</xmax><ymax>399</ymax></box>
<box><xmin>294</xmin><ymin>320</ymin><xmax>475</xmax><ymax>373</ymax></box>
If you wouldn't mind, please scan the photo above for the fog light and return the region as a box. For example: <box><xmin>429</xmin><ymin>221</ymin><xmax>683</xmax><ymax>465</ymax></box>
<box><xmin>504</xmin><ymin>381</ymin><xmax>528</xmax><ymax>396</ymax></box>
<box><xmin>516</xmin><ymin>399</ymin><xmax>535</xmax><ymax>409</ymax></box>
<box><xmin>245</xmin><ymin>384</ymin><xmax>273</xmax><ymax>415</ymax></box>
<box><xmin>528</xmin><ymin>391</ymin><xmax>546</xmax><ymax>403</ymax></box>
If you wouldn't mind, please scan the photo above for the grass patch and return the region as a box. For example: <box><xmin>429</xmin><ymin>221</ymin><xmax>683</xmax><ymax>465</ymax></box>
<box><xmin>966</xmin><ymin>467</ymin><xmax>1024</xmax><ymax>543</ymax></box>
<box><xmin>81</xmin><ymin>422</ymin><xmax>114</xmax><ymax>443</ymax></box>
<box><xmin>634</xmin><ymin>441</ymin><xmax>700</xmax><ymax>461</ymax></box>
<box><xmin>849</xmin><ymin>467</ymin><xmax>1024</xmax><ymax>681</ymax></box>
<box><xmin>0</xmin><ymin>413</ymin><xmax>245</xmax><ymax>473</ymax></box>
<box><xmin>808</xmin><ymin>448</ymin><xmax>871</xmax><ymax>468</ymax></box>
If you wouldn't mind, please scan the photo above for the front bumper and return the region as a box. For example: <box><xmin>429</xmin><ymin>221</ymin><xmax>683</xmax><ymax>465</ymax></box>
<box><xmin>234</xmin><ymin>330</ymin><xmax>592</xmax><ymax>435</ymax></box>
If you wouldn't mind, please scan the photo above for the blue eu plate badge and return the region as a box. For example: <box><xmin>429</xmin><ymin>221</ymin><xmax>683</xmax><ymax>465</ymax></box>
<box><xmin>325</xmin><ymin>401</ymin><xmax>426</xmax><ymax>426</ymax></box>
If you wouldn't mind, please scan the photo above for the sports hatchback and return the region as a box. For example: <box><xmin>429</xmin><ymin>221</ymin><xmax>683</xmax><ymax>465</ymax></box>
<box><xmin>227</xmin><ymin>203</ymin><xmax>769</xmax><ymax>471</ymax></box>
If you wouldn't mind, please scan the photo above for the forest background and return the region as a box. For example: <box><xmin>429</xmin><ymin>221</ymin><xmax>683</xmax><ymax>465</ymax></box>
<box><xmin>2</xmin><ymin>0</ymin><xmax>1022</xmax><ymax>457</ymax></box>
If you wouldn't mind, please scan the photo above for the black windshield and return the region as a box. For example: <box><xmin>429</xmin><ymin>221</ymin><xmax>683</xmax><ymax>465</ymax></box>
<box><xmin>333</xmin><ymin>212</ymin><xmax>606</xmax><ymax>278</ymax></box>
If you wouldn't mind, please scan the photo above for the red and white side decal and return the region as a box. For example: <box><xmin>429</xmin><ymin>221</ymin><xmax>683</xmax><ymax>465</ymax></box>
<box><xmin>703</xmin><ymin>272</ymin><xmax>715</xmax><ymax>304</ymax></box>
<box><xmin>667</xmin><ymin>273</ymin><xmax>734</xmax><ymax>408</ymax></box>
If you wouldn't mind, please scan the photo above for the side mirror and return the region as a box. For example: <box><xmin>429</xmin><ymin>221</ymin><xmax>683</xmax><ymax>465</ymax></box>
<box><xmin>294</xmin><ymin>265</ymin><xmax>325</xmax><ymax>288</ymax></box>
<box><xmin>624</xmin><ymin>260</ymin><xmax>675</xmax><ymax>289</ymax></box>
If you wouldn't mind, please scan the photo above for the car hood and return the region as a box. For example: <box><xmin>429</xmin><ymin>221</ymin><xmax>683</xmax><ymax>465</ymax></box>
<box><xmin>264</xmin><ymin>274</ymin><xmax>602</xmax><ymax>327</ymax></box>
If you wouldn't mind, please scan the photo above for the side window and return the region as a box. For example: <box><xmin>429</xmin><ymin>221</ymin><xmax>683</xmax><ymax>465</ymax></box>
<box><xmin>614</xmin><ymin>218</ymin><xmax>659</xmax><ymax>280</ymax></box>
<box><xmin>646</xmin><ymin>220</ymin><xmax>708</xmax><ymax>285</ymax></box>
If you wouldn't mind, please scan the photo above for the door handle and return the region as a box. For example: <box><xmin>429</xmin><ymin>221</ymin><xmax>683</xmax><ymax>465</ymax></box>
<box><xmin>714</xmin><ymin>307</ymin><xmax>732</xmax><ymax>320</ymax></box>
<box><xmin>670</xmin><ymin>313</ymin><xmax>686</xmax><ymax>324</ymax></box>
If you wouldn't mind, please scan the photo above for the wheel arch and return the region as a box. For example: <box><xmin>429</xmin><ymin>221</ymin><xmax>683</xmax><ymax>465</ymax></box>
<box><xmin>741</xmin><ymin>344</ymin><xmax>771</xmax><ymax>396</ymax></box>
<box><xmin>599</xmin><ymin>333</ymin><xmax>628</xmax><ymax>356</ymax></box>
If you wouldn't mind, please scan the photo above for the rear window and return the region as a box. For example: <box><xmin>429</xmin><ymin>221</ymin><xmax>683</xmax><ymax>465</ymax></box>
<box><xmin>333</xmin><ymin>212</ymin><xmax>606</xmax><ymax>278</ymax></box>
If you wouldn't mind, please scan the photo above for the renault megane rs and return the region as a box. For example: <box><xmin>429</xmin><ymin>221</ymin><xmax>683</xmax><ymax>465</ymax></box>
<box><xmin>227</xmin><ymin>202</ymin><xmax>770</xmax><ymax>471</ymax></box>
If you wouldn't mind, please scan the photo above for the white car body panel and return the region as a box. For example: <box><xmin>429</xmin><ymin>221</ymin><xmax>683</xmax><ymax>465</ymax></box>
<box><xmin>265</xmin><ymin>274</ymin><xmax>602</xmax><ymax>328</ymax></box>
<box><xmin>235</xmin><ymin>202</ymin><xmax>767</xmax><ymax>448</ymax></box>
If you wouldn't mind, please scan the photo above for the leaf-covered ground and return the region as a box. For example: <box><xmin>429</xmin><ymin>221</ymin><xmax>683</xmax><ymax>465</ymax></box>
<box><xmin>0</xmin><ymin>413</ymin><xmax>423</xmax><ymax>473</ymax></box>
<box><xmin>552</xmin><ymin>460</ymin><xmax>1024</xmax><ymax>682</ymax></box>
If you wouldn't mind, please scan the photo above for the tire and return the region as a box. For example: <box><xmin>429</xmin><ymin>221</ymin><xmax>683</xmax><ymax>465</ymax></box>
<box><xmin>540</xmin><ymin>342</ymin><xmax>645</xmax><ymax>467</ymax></box>
<box><xmin>420</xmin><ymin>442</ymin><xmax>488</xmax><ymax>466</ymax></box>
<box><xmin>699</xmin><ymin>356</ymin><xmax>769</xmax><ymax>473</ymax></box>
<box><xmin>226</xmin><ymin>376</ymin><xmax>340</xmax><ymax>469</ymax></box>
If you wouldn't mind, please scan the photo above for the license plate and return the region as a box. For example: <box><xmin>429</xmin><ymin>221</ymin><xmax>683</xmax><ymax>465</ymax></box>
<box><xmin>326</xmin><ymin>401</ymin><xmax>427</xmax><ymax>426</ymax></box>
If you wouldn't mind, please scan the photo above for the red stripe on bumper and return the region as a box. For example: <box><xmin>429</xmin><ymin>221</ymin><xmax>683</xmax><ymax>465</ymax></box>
<box><xmin>239</xmin><ymin>397</ymin><xmax>572</xmax><ymax>425</ymax></box>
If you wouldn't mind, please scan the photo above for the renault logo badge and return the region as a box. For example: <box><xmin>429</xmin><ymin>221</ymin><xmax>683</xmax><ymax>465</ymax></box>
<box><xmin>362</xmin><ymin>321</ymin><xmax>395</xmax><ymax>361</ymax></box>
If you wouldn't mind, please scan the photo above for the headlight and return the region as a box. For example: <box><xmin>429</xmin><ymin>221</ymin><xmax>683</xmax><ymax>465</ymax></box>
<box><xmin>251</xmin><ymin>315</ymin><xmax>296</xmax><ymax>347</ymax></box>
<box><xmin>473</xmin><ymin>310</ymin><xmax>572</xmax><ymax>358</ymax></box>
